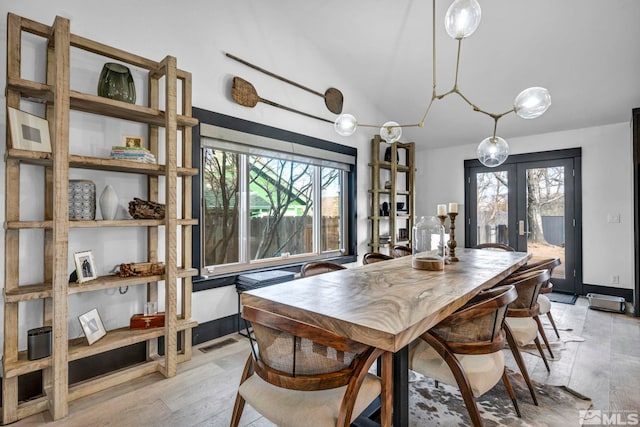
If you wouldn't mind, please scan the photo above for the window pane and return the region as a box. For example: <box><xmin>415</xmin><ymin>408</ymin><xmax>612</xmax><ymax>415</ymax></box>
<box><xmin>526</xmin><ymin>166</ymin><xmax>566</xmax><ymax>279</ymax></box>
<box><xmin>202</xmin><ymin>148</ymin><xmax>240</xmax><ymax>265</ymax></box>
<box><xmin>249</xmin><ymin>156</ymin><xmax>313</xmax><ymax>259</ymax></box>
<box><xmin>321</xmin><ymin>167</ymin><xmax>342</xmax><ymax>252</ymax></box>
<box><xmin>476</xmin><ymin>171</ymin><xmax>509</xmax><ymax>245</ymax></box>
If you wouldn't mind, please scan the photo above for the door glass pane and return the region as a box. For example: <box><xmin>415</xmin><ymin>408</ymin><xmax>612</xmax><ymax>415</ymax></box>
<box><xmin>476</xmin><ymin>171</ymin><xmax>510</xmax><ymax>245</ymax></box>
<box><xmin>249</xmin><ymin>156</ymin><xmax>313</xmax><ymax>260</ymax></box>
<box><xmin>321</xmin><ymin>167</ymin><xmax>342</xmax><ymax>252</ymax></box>
<box><xmin>202</xmin><ymin>148</ymin><xmax>240</xmax><ymax>265</ymax></box>
<box><xmin>525</xmin><ymin>167</ymin><xmax>566</xmax><ymax>279</ymax></box>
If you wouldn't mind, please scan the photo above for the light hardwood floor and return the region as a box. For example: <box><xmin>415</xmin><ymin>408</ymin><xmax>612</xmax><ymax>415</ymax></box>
<box><xmin>13</xmin><ymin>297</ymin><xmax>640</xmax><ymax>426</ymax></box>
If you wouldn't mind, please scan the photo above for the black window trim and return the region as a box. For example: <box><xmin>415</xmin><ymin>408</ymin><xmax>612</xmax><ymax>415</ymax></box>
<box><xmin>191</xmin><ymin>108</ymin><xmax>357</xmax><ymax>292</ymax></box>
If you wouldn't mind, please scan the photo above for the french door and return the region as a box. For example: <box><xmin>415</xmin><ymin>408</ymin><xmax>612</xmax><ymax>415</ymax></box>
<box><xmin>465</xmin><ymin>149</ymin><xmax>582</xmax><ymax>294</ymax></box>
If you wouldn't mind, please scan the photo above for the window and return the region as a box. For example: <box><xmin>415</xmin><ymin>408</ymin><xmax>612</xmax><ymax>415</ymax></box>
<box><xmin>192</xmin><ymin>109</ymin><xmax>356</xmax><ymax>280</ymax></box>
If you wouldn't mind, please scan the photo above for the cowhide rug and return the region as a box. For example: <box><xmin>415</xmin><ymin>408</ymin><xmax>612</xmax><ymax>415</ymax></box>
<box><xmin>408</xmin><ymin>369</ymin><xmax>592</xmax><ymax>426</ymax></box>
<box><xmin>521</xmin><ymin>326</ymin><xmax>585</xmax><ymax>361</ymax></box>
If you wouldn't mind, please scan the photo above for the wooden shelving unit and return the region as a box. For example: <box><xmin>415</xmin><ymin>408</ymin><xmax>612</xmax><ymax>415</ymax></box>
<box><xmin>368</xmin><ymin>135</ymin><xmax>415</xmax><ymax>253</ymax></box>
<box><xmin>2</xmin><ymin>13</ymin><xmax>198</xmax><ymax>423</ymax></box>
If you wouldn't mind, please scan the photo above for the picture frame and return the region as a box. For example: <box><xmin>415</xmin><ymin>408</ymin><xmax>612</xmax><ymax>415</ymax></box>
<box><xmin>78</xmin><ymin>308</ymin><xmax>106</xmax><ymax>345</ymax></box>
<box><xmin>123</xmin><ymin>135</ymin><xmax>144</xmax><ymax>148</ymax></box>
<box><xmin>74</xmin><ymin>250</ymin><xmax>98</xmax><ymax>283</ymax></box>
<box><xmin>7</xmin><ymin>107</ymin><xmax>52</xmax><ymax>153</ymax></box>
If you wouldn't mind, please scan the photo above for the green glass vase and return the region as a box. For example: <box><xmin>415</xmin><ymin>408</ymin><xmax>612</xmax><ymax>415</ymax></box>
<box><xmin>97</xmin><ymin>62</ymin><xmax>136</xmax><ymax>104</ymax></box>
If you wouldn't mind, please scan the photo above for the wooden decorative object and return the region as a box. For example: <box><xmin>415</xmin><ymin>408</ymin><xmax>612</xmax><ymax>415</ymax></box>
<box><xmin>128</xmin><ymin>197</ymin><xmax>165</xmax><ymax>219</ymax></box>
<box><xmin>130</xmin><ymin>313</ymin><xmax>165</xmax><ymax>329</ymax></box>
<box><xmin>117</xmin><ymin>262</ymin><xmax>165</xmax><ymax>277</ymax></box>
<box><xmin>225</xmin><ymin>52</ymin><xmax>344</xmax><ymax>114</ymax></box>
<box><xmin>231</xmin><ymin>76</ymin><xmax>333</xmax><ymax>124</ymax></box>
<box><xmin>447</xmin><ymin>212</ymin><xmax>459</xmax><ymax>262</ymax></box>
<box><xmin>412</xmin><ymin>255</ymin><xmax>444</xmax><ymax>271</ymax></box>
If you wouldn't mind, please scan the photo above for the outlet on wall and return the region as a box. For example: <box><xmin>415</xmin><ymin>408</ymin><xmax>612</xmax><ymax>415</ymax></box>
<box><xmin>607</xmin><ymin>213</ymin><xmax>621</xmax><ymax>223</ymax></box>
<box><xmin>611</xmin><ymin>275</ymin><xmax>620</xmax><ymax>284</ymax></box>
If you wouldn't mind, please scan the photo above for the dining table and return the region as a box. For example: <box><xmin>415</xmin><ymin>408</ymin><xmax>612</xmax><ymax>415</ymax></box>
<box><xmin>241</xmin><ymin>248</ymin><xmax>531</xmax><ymax>426</ymax></box>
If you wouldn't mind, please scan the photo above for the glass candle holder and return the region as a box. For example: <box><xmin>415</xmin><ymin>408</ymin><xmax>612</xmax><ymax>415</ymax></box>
<box><xmin>412</xmin><ymin>216</ymin><xmax>445</xmax><ymax>270</ymax></box>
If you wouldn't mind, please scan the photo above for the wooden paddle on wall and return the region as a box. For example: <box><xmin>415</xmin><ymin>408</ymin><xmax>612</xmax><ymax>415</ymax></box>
<box><xmin>226</xmin><ymin>53</ymin><xmax>344</xmax><ymax>114</ymax></box>
<box><xmin>231</xmin><ymin>76</ymin><xmax>333</xmax><ymax>124</ymax></box>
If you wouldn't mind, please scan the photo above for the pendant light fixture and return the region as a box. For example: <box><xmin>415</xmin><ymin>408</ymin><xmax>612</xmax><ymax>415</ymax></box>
<box><xmin>334</xmin><ymin>0</ymin><xmax>551</xmax><ymax>166</ymax></box>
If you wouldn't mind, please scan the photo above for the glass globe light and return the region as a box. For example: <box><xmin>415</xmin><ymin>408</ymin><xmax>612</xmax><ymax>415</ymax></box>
<box><xmin>514</xmin><ymin>87</ymin><xmax>551</xmax><ymax>119</ymax></box>
<box><xmin>445</xmin><ymin>0</ymin><xmax>482</xmax><ymax>40</ymax></box>
<box><xmin>477</xmin><ymin>136</ymin><xmax>509</xmax><ymax>167</ymax></box>
<box><xmin>380</xmin><ymin>121</ymin><xmax>402</xmax><ymax>143</ymax></box>
<box><xmin>334</xmin><ymin>113</ymin><xmax>358</xmax><ymax>136</ymax></box>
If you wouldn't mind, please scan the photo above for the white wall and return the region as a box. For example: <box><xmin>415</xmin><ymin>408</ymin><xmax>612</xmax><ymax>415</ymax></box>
<box><xmin>0</xmin><ymin>0</ymin><xmax>388</xmax><ymax>354</ymax></box>
<box><xmin>416</xmin><ymin>122</ymin><xmax>635</xmax><ymax>291</ymax></box>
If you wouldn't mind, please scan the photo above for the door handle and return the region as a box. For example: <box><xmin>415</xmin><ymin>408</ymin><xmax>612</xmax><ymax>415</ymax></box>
<box><xmin>519</xmin><ymin>220</ymin><xmax>525</xmax><ymax>236</ymax></box>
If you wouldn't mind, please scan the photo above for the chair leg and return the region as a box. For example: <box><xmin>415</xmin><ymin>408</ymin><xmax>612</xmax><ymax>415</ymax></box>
<box><xmin>534</xmin><ymin>315</ymin><xmax>555</xmax><ymax>359</ymax></box>
<box><xmin>546</xmin><ymin>311</ymin><xmax>560</xmax><ymax>339</ymax></box>
<box><xmin>230</xmin><ymin>354</ymin><xmax>254</xmax><ymax>427</ymax></box>
<box><xmin>434</xmin><ymin>380</ymin><xmax>439</xmax><ymax>389</ymax></box>
<box><xmin>422</xmin><ymin>332</ymin><xmax>484</xmax><ymax>427</ymax></box>
<box><xmin>501</xmin><ymin>369</ymin><xmax>521</xmax><ymax>418</ymax></box>
<box><xmin>534</xmin><ymin>337</ymin><xmax>551</xmax><ymax>372</ymax></box>
<box><xmin>503</xmin><ymin>324</ymin><xmax>538</xmax><ymax>405</ymax></box>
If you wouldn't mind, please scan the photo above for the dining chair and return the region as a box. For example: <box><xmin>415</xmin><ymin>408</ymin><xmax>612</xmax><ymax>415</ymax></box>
<box><xmin>472</xmin><ymin>243</ymin><xmax>516</xmax><ymax>251</ymax></box>
<box><xmin>230</xmin><ymin>305</ymin><xmax>392</xmax><ymax>427</ymax></box>
<box><xmin>501</xmin><ymin>269</ymin><xmax>553</xmax><ymax>371</ymax></box>
<box><xmin>515</xmin><ymin>258</ymin><xmax>562</xmax><ymax>338</ymax></box>
<box><xmin>300</xmin><ymin>260</ymin><xmax>347</xmax><ymax>277</ymax></box>
<box><xmin>409</xmin><ymin>285</ymin><xmax>521</xmax><ymax>426</ymax></box>
<box><xmin>362</xmin><ymin>252</ymin><xmax>394</xmax><ymax>264</ymax></box>
<box><xmin>392</xmin><ymin>245</ymin><xmax>412</xmax><ymax>258</ymax></box>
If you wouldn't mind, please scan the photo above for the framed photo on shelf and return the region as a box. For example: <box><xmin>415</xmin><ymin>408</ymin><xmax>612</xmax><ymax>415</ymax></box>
<box><xmin>123</xmin><ymin>135</ymin><xmax>144</xmax><ymax>148</ymax></box>
<box><xmin>78</xmin><ymin>308</ymin><xmax>106</xmax><ymax>345</ymax></box>
<box><xmin>7</xmin><ymin>107</ymin><xmax>52</xmax><ymax>153</ymax></box>
<box><xmin>74</xmin><ymin>250</ymin><xmax>98</xmax><ymax>283</ymax></box>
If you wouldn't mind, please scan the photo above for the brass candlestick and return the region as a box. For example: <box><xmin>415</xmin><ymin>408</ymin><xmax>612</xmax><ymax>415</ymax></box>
<box><xmin>447</xmin><ymin>212</ymin><xmax>459</xmax><ymax>262</ymax></box>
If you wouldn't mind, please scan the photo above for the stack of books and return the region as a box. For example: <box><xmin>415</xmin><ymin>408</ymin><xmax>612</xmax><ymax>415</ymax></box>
<box><xmin>110</xmin><ymin>146</ymin><xmax>156</xmax><ymax>164</ymax></box>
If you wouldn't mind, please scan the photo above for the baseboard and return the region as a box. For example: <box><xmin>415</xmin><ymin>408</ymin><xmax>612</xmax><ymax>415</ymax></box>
<box><xmin>192</xmin><ymin>314</ymin><xmax>238</xmax><ymax>345</ymax></box>
<box><xmin>582</xmin><ymin>284</ymin><xmax>633</xmax><ymax>302</ymax></box>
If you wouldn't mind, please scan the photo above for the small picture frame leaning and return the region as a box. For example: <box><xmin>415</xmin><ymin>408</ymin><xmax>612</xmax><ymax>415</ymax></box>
<box><xmin>74</xmin><ymin>250</ymin><xmax>98</xmax><ymax>283</ymax></box>
<box><xmin>123</xmin><ymin>135</ymin><xmax>144</xmax><ymax>148</ymax></box>
<box><xmin>7</xmin><ymin>107</ymin><xmax>52</xmax><ymax>152</ymax></box>
<box><xmin>78</xmin><ymin>308</ymin><xmax>106</xmax><ymax>345</ymax></box>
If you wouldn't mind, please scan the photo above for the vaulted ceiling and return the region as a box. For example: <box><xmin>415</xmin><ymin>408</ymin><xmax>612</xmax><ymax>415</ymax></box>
<box><xmin>258</xmin><ymin>0</ymin><xmax>640</xmax><ymax>148</ymax></box>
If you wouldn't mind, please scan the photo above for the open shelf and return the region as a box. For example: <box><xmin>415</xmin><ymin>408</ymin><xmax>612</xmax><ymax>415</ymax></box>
<box><xmin>5</xmin><ymin>218</ymin><xmax>197</xmax><ymax>230</ymax></box>
<box><xmin>3</xmin><ymin>319</ymin><xmax>196</xmax><ymax>378</ymax></box>
<box><xmin>369</xmin><ymin>136</ymin><xmax>415</xmax><ymax>254</ymax></box>
<box><xmin>3</xmin><ymin>284</ymin><xmax>53</xmax><ymax>303</ymax></box>
<box><xmin>7</xmin><ymin>77</ymin><xmax>198</xmax><ymax>128</ymax></box>
<box><xmin>6</xmin><ymin>149</ymin><xmax>198</xmax><ymax>176</ymax></box>
<box><xmin>3</xmin><ymin>13</ymin><xmax>197</xmax><ymax>423</ymax></box>
<box><xmin>68</xmin><ymin>268</ymin><xmax>198</xmax><ymax>295</ymax></box>
<box><xmin>68</xmin><ymin>319</ymin><xmax>197</xmax><ymax>361</ymax></box>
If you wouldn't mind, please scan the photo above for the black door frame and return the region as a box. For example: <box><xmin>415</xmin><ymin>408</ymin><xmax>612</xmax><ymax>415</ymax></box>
<box><xmin>633</xmin><ymin>108</ymin><xmax>639</xmax><ymax>317</ymax></box>
<box><xmin>464</xmin><ymin>148</ymin><xmax>582</xmax><ymax>294</ymax></box>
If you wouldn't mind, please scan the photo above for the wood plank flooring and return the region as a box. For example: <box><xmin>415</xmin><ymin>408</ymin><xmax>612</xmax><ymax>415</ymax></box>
<box><xmin>13</xmin><ymin>297</ymin><xmax>640</xmax><ymax>426</ymax></box>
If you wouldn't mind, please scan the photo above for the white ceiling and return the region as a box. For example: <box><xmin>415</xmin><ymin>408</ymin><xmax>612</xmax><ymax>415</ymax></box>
<box><xmin>260</xmin><ymin>0</ymin><xmax>640</xmax><ymax>148</ymax></box>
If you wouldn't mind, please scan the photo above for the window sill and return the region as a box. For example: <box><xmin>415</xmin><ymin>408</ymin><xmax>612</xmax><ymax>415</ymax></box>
<box><xmin>192</xmin><ymin>255</ymin><xmax>357</xmax><ymax>292</ymax></box>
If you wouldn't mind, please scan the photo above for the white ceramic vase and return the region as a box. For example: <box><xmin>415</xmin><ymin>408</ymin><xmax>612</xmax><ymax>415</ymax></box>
<box><xmin>99</xmin><ymin>185</ymin><xmax>118</xmax><ymax>220</ymax></box>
